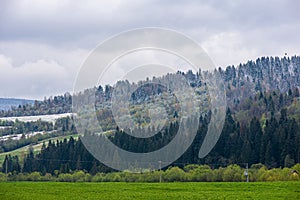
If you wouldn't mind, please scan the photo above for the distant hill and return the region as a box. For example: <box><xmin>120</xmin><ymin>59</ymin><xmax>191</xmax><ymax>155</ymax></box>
<box><xmin>0</xmin><ymin>98</ymin><xmax>34</xmax><ymax>111</ymax></box>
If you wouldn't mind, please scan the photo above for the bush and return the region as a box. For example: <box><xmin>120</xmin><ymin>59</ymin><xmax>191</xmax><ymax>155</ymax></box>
<box><xmin>222</xmin><ymin>165</ymin><xmax>243</xmax><ymax>182</ymax></box>
<box><xmin>103</xmin><ymin>172</ymin><xmax>122</xmax><ymax>182</ymax></box>
<box><xmin>58</xmin><ymin>173</ymin><xmax>72</xmax><ymax>182</ymax></box>
<box><xmin>91</xmin><ymin>173</ymin><xmax>105</xmax><ymax>182</ymax></box>
<box><xmin>0</xmin><ymin>172</ymin><xmax>7</xmax><ymax>181</ymax></box>
<box><xmin>26</xmin><ymin>172</ymin><xmax>42</xmax><ymax>181</ymax></box>
<box><xmin>72</xmin><ymin>170</ymin><xmax>86</xmax><ymax>182</ymax></box>
<box><xmin>187</xmin><ymin>165</ymin><xmax>212</xmax><ymax>182</ymax></box>
<box><xmin>140</xmin><ymin>171</ymin><xmax>160</xmax><ymax>182</ymax></box>
<box><xmin>163</xmin><ymin>167</ymin><xmax>186</xmax><ymax>182</ymax></box>
<box><xmin>123</xmin><ymin>172</ymin><xmax>139</xmax><ymax>182</ymax></box>
<box><xmin>1</xmin><ymin>164</ymin><xmax>300</xmax><ymax>182</ymax></box>
<box><xmin>292</xmin><ymin>163</ymin><xmax>300</xmax><ymax>173</ymax></box>
<box><xmin>40</xmin><ymin>173</ymin><xmax>53</xmax><ymax>181</ymax></box>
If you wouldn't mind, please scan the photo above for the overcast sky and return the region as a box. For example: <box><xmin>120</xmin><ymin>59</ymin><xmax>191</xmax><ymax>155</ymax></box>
<box><xmin>0</xmin><ymin>0</ymin><xmax>299</xmax><ymax>99</ymax></box>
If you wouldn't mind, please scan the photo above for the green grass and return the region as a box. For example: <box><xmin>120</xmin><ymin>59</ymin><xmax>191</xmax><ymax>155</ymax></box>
<box><xmin>0</xmin><ymin>181</ymin><xmax>299</xmax><ymax>199</ymax></box>
<box><xmin>0</xmin><ymin>134</ymin><xmax>78</xmax><ymax>164</ymax></box>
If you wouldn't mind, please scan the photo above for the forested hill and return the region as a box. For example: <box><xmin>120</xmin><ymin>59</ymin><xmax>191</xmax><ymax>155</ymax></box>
<box><xmin>222</xmin><ymin>56</ymin><xmax>300</xmax><ymax>93</ymax></box>
<box><xmin>223</xmin><ymin>56</ymin><xmax>300</xmax><ymax>108</ymax></box>
<box><xmin>0</xmin><ymin>98</ymin><xmax>34</xmax><ymax>111</ymax></box>
<box><xmin>0</xmin><ymin>93</ymin><xmax>72</xmax><ymax>117</ymax></box>
<box><xmin>7</xmin><ymin>106</ymin><xmax>298</xmax><ymax>175</ymax></box>
<box><xmin>1</xmin><ymin>55</ymin><xmax>300</xmax><ymax>174</ymax></box>
<box><xmin>0</xmin><ymin>56</ymin><xmax>299</xmax><ymax>118</ymax></box>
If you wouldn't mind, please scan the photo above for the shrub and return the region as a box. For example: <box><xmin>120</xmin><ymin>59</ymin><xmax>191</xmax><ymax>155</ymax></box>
<box><xmin>163</xmin><ymin>167</ymin><xmax>186</xmax><ymax>182</ymax></box>
<box><xmin>0</xmin><ymin>172</ymin><xmax>7</xmax><ymax>181</ymax></box>
<box><xmin>222</xmin><ymin>165</ymin><xmax>243</xmax><ymax>182</ymax></box>
<box><xmin>91</xmin><ymin>173</ymin><xmax>105</xmax><ymax>182</ymax></box>
<box><xmin>187</xmin><ymin>165</ymin><xmax>212</xmax><ymax>182</ymax></box>
<box><xmin>72</xmin><ymin>170</ymin><xmax>86</xmax><ymax>182</ymax></box>
<box><xmin>58</xmin><ymin>173</ymin><xmax>72</xmax><ymax>182</ymax></box>
<box><xmin>26</xmin><ymin>172</ymin><xmax>42</xmax><ymax>181</ymax></box>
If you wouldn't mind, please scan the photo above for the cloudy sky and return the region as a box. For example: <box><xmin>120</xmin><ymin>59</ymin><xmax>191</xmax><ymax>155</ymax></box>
<box><xmin>0</xmin><ymin>0</ymin><xmax>299</xmax><ymax>99</ymax></box>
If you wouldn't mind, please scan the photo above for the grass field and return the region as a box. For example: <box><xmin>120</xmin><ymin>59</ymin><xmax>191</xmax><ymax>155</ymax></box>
<box><xmin>0</xmin><ymin>181</ymin><xmax>299</xmax><ymax>199</ymax></box>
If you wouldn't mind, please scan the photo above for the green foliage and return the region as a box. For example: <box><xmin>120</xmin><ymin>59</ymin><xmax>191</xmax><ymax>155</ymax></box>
<box><xmin>163</xmin><ymin>167</ymin><xmax>186</xmax><ymax>182</ymax></box>
<box><xmin>26</xmin><ymin>172</ymin><xmax>42</xmax><ymax>181</ymax></box>
<box><xmin>0</xmin><ymin>172</ymin><xmax>7</xmax><ymax>181</ymax></box>
<box><xmin>0</xmin><ymin>164</ymin><xmax>299</xmax><ymax>183</ymax></box>
<box><xmin>1</xmin><ymin>106</ymin><xmax>299</xmax><ymax>175</ymax></box>
<box><xmin>222</xmin><ymin>165</ymin><xmax>243</xmax><ymax>182</ymax></box>
<box><xmin>185</xmin><ymin>165</ymin><xmax>212</xmax><ymax>182</ymax></box>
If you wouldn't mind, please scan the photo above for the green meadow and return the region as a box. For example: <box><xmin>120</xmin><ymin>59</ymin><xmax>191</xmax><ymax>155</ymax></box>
<box><xmin>0</xmin><ymin>181</ymin><xmax>299</xmax><ymax>200</ymax></box>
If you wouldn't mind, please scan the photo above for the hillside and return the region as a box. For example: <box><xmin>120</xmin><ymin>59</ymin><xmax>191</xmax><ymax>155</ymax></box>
<box><xmin>0</xmin><ymin>56</ymin><xmax>299</xmax><ymax>118</ymax></box>
<box><xmin>0</xmin><ymin>55</ymin><xmax>300</xmax><ymax>174</ymax></box>
<box><xmin>0</xmin><ymin>98</ymin><xmax>34</xmax><ymax>111</ymax></box>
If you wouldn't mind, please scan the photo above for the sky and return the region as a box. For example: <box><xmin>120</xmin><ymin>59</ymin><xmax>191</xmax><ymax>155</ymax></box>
<box><xmin>0</xmin><ymin>0</ymin><xmax>299</xmax><ymax>99</ymax></box>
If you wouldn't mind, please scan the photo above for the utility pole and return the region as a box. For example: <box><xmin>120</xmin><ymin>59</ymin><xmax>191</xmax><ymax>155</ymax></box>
<box><xmin>5</xmin><ymin>158</ymin><xmax>8</xmax><ymax>176</ymax></box>
<box><xmin>244</xmin><ymin>163</ymin><xmax>249</xmax><ymax>182</ymax></box>
<box><xmin>159</xmin><ymin>161</ymin><xmax>162</xmax><ymax>183</ymax></box>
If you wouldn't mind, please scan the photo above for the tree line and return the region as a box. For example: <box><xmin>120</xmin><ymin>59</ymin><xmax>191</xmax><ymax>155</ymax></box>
<box><xmin>1</xmin><ymin>163</ymin><xmax>299</xmax><ymax>182</ymax></box>
<box><xmin>1</xmin><ymin>105</ymin><xmax>300</xmax><ymax>175</ymax></box>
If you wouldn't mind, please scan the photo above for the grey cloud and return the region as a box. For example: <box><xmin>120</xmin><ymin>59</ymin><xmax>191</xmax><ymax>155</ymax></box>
<box><xmin>0</xmin><ymin>0</ymin><xmax>299</xmax><ymax>98</ymax></box>
<box><xmin>1</xmin><ymin>0</ymin><xmax>299</xmax><ymax>45</ymax></box>
<box><xmin>0</xmin><ymin>54</ymin><xmax>72</xmax><ymax>99</ymax></box>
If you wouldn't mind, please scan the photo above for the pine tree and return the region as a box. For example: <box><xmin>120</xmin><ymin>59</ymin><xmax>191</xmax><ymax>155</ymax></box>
<box><xmin>23</xmin><ymin>147</ymin><xmax>36</xmax><ymax>173</ymax></box>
